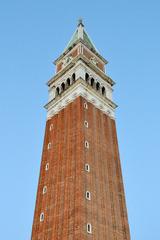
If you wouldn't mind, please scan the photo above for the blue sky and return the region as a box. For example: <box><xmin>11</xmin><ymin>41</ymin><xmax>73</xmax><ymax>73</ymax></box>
<box><xmin>0</xmin><ymin>0</ymin><xmax>160</xmax><ymax>239</ymax></box>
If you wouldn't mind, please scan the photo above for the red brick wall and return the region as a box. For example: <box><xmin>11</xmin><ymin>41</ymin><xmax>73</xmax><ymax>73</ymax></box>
<box><xmin>56</xmin><ymin>62</ymin><xmax>63</xmax><ymax>72</ymax></box>
<box><xmin>31</xmin><ymin>96</ymin><xmax>130</xmax><ymax>240</ymax></box>
<box><xmin>56</xmin><ymin>49</ymin><xmax>78</xmax><ymax>73</ymax></box>
<box><xmin>83</xmin><ymin>48</ymin><xmax>105</xmax><ymax>72</ymax></box>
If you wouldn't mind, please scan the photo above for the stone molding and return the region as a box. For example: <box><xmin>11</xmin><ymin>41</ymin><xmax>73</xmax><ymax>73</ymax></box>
<box><xmin>45</xmin><ymin>78</ymin><xmax>117</xmax><ymax>120</ymax></box>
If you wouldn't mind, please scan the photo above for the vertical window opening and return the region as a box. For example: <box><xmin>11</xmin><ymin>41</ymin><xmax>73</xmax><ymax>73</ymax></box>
<box><xmin>85</xmin><ymin>164</ymin><xmax>90</xmax><ymax>172</ymax></box>
<box><xmin>102</xmin><ymin>86</ymin><xmax>106</xmax><ymax>95</ymax></box>
<box><xmin>84</xmin><ymin>120</ymin><xmax>88</xmax><ymax>128</ymax></box>
<box><xmin>61</xmin><ymin>82</ymin><xmax>65</xmax><ymax>91</ymax></box>
<box><xmin>85</xmin><ymin>73</ymin><xmax>89</xmax><ymax>83</ymax></box>
<box><xmin>86</xmin><ymin>191</ymin><xmax>91</xmax><ymax>200</ymax></box>
<box><xmin>84</xmin><ymin>102</ymin><xmax>88</xmax><ymax>109</ymax></box>
<box><xmin>91</xmin><ymin>78</ymin><xmax>94</xmax><ymax>87</ymax></box>
<box><xmin>56</xmin><ymin>87</ymin><xmax>60</xmax><ymax>96</ymax></box>
<box><xmin>67</xmin><ymin>78</ymin><xmax>70</xmax><ymax>87</ymax></box>
<box><xmin>72</xmin><ymin>73</ymin><xmax>76</xmax><ymax>82</ymax></box>
<box><xmin>45</xmin><ymin>163</ymin><xmax>49</xmax><ymax>171</ymax></box>
<box><xmin>85</xmin><ymin>141</ymin><xmax>89</xmax><ymax>149</ymax></box>
<box><xmin>40</xmin><ymin>212</ymin><xmax>44</xmax><ymax>222</ymax></box>
<box><xmin>87</xmin><ymin>223</ymin><xmax>92</xmax><ymax>234</ymax></box>
<box><xmin>43</xmin><ymin>186</ymin><xmax>47</xmax><ymax>194</ymax></box>
<box><xmin>96</xmin><ymin>82</ymin><xmax>100</xmax><ymax>91</ymax></box>
<box><xmin>49</xmin><ymin>124</ymin><xmax>53</xmax><ymax>131</ymax></box>
<box><xmin>47</xmin><ymin>142</ymin><xmax>51</xmax><ymax>150</ymax></box>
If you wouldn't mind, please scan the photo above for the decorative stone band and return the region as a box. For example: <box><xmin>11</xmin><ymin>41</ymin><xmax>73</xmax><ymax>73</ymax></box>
<box><xmin>44</xmin><ymin>78</ymin><xmax>117</xmax><ymax>120</ymax></box>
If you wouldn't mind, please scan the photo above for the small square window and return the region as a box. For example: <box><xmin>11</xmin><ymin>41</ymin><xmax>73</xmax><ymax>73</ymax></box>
<box><xmin>85</xmin><ymin>141</ymin><xmax>89</xmax><ymax>149</ymax></box>
<box><xmin>87</xmin><ymin>223</ymin><xmax>92</xmax><ymax>234</ymax></box>
<box><xmin>45</xmin><ymin>163</ymin><xmax>49</xmax><ymax>171</ymax></box>
<box><xmin>85</xmin><ymin>164</ymin><xmax>90</xmax><ymax>172</ymax></box>
<box><xmin>84</xmin><ymin>120</ymin><xmax>88</xmax><ymax>128</ymax></box>
<box><xmin>40</xmin><ymin>212</ymin><xmax>44</xmax><ymax>222</ymax></box>
<box><xmin>86</xmin><ymin>191</ymin><xmax>91</xmax><ymax>200</ymax></box>
<box><xmin>43</xmin><ymin>186</ymin><xmax>47</xmax><ymax>194</ymax></box>
<box><xmin>84</xmin><ymin>102</ymin><xmax>88</xmax><ymax>109</ymax></box>
<box><xmin>47</xmin><ymin>142</ymin><xmax>51</xmax><ymax>150</ymax></box>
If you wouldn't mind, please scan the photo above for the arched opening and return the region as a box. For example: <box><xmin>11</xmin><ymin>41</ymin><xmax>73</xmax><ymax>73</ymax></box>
<box><xmin>91</xmin><ymin>78</ymin><xmax>94</xmax><ymax>87</ymax></box>
<box><xmin>85</xmin><ymin>163</ymin><xmax>90</xmax><ymax>172</ymax></box>
<box><xmin>61</xmin><ymin>82</ymin><xmax>65</xmax><ymax>91</ymax></box>
<box><xmin>43</xmin><ymin>186</ymin><xmax>47</xmax><ymax>195</ymax></box>
<box><xmin>96</xmin><ymin>82</ymin><xmax>100</xmax><ymax>91</ymax></box>
<box><xmin>72</xmin><ymin>73</ymin><xmax>76</xmax><ymax>82</ymax></box>
<box><xmin>85</xmin><ymin>73</ymin><xmax>89</xmax><ymax>83</ymax></box>
<box><xmin>85</xmin><ymin>140</ymin><xmax>89</xmax><ymax>149</ymax></box>
<box><xmin>40</xmin><ymin>213</ymin><xmax>44</xmax><ymax>222</ymax></box>
<box><xmin>45</xmin><ymin>163</ymin><xmax>49</xmax><ymax>171</ymax></box>
<box><xmin>87</xmin><ymin>223</ymin><xmax>92</xmax><ymax>234</ymax></box>
<box><xmin>84</xmin><ymin>102</ymin><xmax>88</xmax><ymax>109</ymax></box>
<box><xmin>86</xmin><ymin>191</ymin><xmax>91</xmax><ymax>200</ymax></box>
<box><xmin>56</xmin><ymin>87</ymin><xmax>60</xmax><ymax>96</ymax></box>
<box><xmin>47</xmin><ymin>142</ymin><xmax>51</xmax><ymax>150</ymax></box>
<box><xmin>102</xmin><ymin>86</ymin><xmax>106</xmax><ymax>95</ymax></box>
<box><xmin>67</xmin><ymin>78</ymin><xmax>70</xmax><ymax>87</ymax></box>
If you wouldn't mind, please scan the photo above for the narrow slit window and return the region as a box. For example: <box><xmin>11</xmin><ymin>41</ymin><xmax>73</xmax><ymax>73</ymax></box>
<box><xmin>40</xmin><ymin>212</ymin><xmax>44</xmax><ymax>222</ymax></box>
<box><xmin>85</xmin><ymin>141</ymin><xmax>89</xmax><ymax>149</ymax></box>
<box><xmin>49</xmin><ymin>124</ymin><xmax>53</xmax><ymax>131</ymax></box>
<box><xmin>47</xmin><ymin>142</ymin><xmax>51</xmax><ymax>150</ymax></box>
<box><xmin>84</xmin><ymin>120</ymin><xmax>88</xmax><ymax>128</ymax></box>
<box><xmin>86</xmin><ymin>191</ymin><xmax>91</xmax><ymax>200</ymax></box>
<box><xmin>45</xmin><ymin>163</ymin><xmax>49</xmax><ymax>171</ymax></box>
<box><xmin>84</xmin><ymin>102</ymin><xmax>88</xmax><ymax>109</ymax></box>
<box><xmin>43</xmin><ymin>186</ymin><xmax>47</xmax><ymax>194</ymax></box>
<box><xmin>87</xmin><ymin>223</ymin><xmax>92</xmax><ymax>234</ymax></box>
<box><xmin>85</xmin><ymin>163</ymin><xmax>90</xmax><ymax>172</ymax></box>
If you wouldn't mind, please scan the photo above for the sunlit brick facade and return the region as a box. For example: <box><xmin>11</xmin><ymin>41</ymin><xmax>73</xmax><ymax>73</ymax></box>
<box><xmin>31</xmin><ymin>20</ymin><xmax>130</xmax><ymax>240</ymax></box>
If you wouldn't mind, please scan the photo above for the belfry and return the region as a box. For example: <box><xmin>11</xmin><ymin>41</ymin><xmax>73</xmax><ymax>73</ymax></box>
<box><xmin>31</xmin><ymin>20</ymin><xmax>131</xmax><ymax>240</ymax></box>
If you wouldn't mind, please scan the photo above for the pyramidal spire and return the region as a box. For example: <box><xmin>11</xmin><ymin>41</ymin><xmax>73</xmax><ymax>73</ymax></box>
<box><xmin>64</xmin><ymin>19</ymin><xmax>97</xmax><ymax>52</ymax></box>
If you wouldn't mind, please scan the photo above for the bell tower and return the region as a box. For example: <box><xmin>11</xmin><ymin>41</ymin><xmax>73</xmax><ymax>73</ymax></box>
<box><xmin>31</xmin><ymin>20</ymin><xmax>131</xmax><ymax>240</ymax></box>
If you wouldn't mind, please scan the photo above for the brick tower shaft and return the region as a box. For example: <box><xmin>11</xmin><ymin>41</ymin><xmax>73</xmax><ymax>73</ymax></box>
<box><xmin>31</xmin><ymin>20</ymin><xmax>130</xmax><ymax>240</ymax></box>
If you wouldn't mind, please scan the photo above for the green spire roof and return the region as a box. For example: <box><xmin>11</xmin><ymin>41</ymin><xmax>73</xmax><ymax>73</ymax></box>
<box><xmin>65</xmin><ymin>19</ymin><xmax>97</xmax><ymax>52</ymax></box>
<box><xmin>65</xmin><ymin>30</ymin><xmax>78</xmax><ymax>49</ymax></box>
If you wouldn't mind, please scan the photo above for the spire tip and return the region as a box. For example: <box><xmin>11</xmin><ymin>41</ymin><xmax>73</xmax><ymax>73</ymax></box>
<box><xmin>78</xmin><ymin>18</ymin><xmax>84</xmax><ymax>27</ymax></box>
